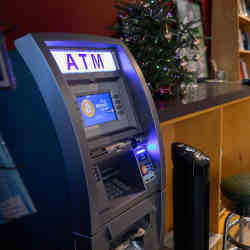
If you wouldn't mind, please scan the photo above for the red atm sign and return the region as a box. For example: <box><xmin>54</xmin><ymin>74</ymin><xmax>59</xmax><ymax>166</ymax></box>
<box><xmin>50</xmin><ymin>50</ymin><xmax>117</xmax><ymax>74</ymax></box>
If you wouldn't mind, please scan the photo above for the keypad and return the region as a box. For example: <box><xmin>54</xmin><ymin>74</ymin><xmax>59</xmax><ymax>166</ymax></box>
<box><xmin>104</xmin><ymin>178</ymin><xmax>131</xmax><ymax>200</ymax></box>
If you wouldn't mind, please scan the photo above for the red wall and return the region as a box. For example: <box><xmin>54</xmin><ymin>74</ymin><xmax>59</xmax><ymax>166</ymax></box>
<box><xmin>202</xmin><ymin>0</ymin><xmax>211</xmax><ymax>36</ymax></box>
<box><xmin>1</xmin><ymin>0</ymin><xmax>210</xmax><ymax>50</ymax></box>
<box><xmin>2</xmin><ymin>0</ymin><xmax>117</xmax><ymax>49</ymax></box>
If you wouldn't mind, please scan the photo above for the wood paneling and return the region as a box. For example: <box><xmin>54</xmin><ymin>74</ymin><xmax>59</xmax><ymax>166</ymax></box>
<box><xmin>222</xmin><ymin>99</ymin><xmax>250</xmax><ymax>177</ymax></box>
<box><xmin>161</xmin><ymin>124</ymin><xmax>175</xmax><ymax>232</ymax></box>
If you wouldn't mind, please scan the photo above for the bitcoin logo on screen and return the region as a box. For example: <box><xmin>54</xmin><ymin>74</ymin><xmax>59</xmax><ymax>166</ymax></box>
<box><xmin>81</xmin><ymin>99</ymin><xmax>95</xmax><ymax>117</ymax></box>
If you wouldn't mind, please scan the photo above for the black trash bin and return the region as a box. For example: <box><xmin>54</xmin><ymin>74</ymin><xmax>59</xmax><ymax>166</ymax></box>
<box><xmin>172</xmin><ymin>143</ymin><xmax>210</xmax><ymax>250</ymax></box>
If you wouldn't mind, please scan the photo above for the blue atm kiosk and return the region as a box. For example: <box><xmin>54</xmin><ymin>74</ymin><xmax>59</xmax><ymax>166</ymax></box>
<box><xmin>0</xmin><ymin>33</ymin><xmax>165</xmax><ymax>250</ymax></box>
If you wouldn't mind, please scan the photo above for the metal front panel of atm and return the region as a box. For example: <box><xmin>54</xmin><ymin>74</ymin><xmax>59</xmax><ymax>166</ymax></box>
<box><xmin>0</xmin><ymin>33</ymin><xmax>165</xmax><ymax>250</ymax></box>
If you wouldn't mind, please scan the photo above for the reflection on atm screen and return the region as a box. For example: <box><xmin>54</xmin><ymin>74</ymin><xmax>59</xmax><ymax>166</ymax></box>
<box><xmin>77</xmin><ymin>92</ymin><xmax>117</xmax><ymax>127</ymax></box>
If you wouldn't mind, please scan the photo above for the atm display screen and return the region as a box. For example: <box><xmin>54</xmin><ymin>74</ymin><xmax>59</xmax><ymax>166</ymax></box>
<box><xmin>77</xmin><ymin>93</ymin><xmax>117</xmax><ymax>127</ymax></box>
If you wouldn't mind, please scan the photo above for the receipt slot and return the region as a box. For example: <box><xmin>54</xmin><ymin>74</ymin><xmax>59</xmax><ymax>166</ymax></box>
<box><xmin>0</xmin><ymin>33</ymin><xmax>166</xmax><ymax>250</ymax></box>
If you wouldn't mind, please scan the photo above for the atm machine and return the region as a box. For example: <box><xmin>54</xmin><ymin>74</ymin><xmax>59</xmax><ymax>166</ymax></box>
<box><xmin>0</xmin><ymin>33</ymin><xmax>165</xmax><ymax>250</ymax></box>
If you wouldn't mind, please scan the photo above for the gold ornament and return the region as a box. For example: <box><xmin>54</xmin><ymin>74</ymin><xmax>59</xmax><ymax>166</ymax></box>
<box><xmin>165</xmin><ymin>32</ymin><xmax>172</xmax><ymax>40</ymax></box>
<box><xmin>194</xmin><ymin>39</ymin><xmax>201</xmax><ymax>45</ymax></box>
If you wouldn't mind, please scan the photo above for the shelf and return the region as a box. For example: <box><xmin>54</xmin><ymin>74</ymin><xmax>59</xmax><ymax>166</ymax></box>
<box><xmin>239</xmin><ymin>15</ymin><xmax>250</xmax><ymax>25</ymax></box>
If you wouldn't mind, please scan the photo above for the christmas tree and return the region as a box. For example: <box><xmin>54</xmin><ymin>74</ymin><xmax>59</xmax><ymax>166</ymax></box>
<box><xmin>112</xmin><ymin>0</ymin><xmax>202</xmax><ymax>96</ymax></box>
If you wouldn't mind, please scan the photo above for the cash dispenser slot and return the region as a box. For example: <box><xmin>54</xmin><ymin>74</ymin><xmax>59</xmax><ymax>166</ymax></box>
<box><xmin>107</xmin><ymin>198</ymin><xmax>158</xmax><ymax>250</ymax></box>
<box><xmin>74</xmin><ymin>198</ymin><xmax>159</xmax><ymax>250</ymax></box>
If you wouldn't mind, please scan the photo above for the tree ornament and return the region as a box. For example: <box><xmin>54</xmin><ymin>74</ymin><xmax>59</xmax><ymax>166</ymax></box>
<box><xmin>165</xmin><ymin>32</ymin><xmax>172</xmax><ymax>41</ymax></box>
<box><xmin>194</xmin><ymin>39</ymin><xmax>201</xmax><ymax>46</ymax></box>
<box><xmin>167</xmin><ymin>12</ymin><xmax>173</xmax><ymax>18</ymax></box>
<box><xmin>181</xmin><ymin>60</ymin><xmax>188</xmax><ymax>68</ymax></box>
<box><xmin>193</xmin><ymin>54</ymin><xmax>201</xmax><ymax>61</ymax></box>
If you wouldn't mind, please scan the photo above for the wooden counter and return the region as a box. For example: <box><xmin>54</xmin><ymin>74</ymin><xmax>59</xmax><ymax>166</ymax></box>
<box><xmin>158</xmin><ymin>83</ymin><xmax>250</xmax><ymax>233</ymax></box>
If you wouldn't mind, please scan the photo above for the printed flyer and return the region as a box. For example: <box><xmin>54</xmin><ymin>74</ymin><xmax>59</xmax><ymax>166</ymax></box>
<box><xmin>0</xmin><ymin>134</ymin><xmax>36</xmax><ymax>224</ymax></box>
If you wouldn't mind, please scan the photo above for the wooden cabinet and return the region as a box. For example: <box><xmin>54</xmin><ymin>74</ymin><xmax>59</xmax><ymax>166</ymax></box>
<box><xmin>211</xmin><ymin>0</ymin><xmax>250</xmax><ymax>81</ymax></box>
<box><xmin>161</xmin><ymin>96</ymin><xmax>250</xmax><ymax>234</ymax></box>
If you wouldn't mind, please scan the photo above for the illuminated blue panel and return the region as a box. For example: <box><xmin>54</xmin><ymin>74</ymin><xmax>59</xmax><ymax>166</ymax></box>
<box><xmin>77</xmin><ymin>93</ymin><xmax>117</xmax><ymax>127</ymax></box>
<box><xmin>50</xmin><ymin>50</ymin><xmax>117</xmax><ymax>74</ymax></box>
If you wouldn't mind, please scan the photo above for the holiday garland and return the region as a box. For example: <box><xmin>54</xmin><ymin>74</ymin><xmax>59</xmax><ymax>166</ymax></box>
<box><xmin>112</xmin><ymin>0</ymin><xmax>202</xmax><ymax>95</ymax></box>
